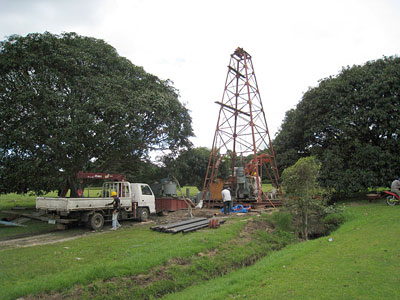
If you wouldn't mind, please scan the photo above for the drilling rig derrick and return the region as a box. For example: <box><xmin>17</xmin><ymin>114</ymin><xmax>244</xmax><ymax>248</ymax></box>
<box><xmin>201</xmin><ymin>48</ymin><xmax>282</xmax><ymax>208</ymax></box>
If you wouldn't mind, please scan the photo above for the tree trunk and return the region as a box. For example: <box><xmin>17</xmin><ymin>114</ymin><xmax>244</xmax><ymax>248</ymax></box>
<box><xmin>304</xmin><ymin>210</ymin><xmax>308</xmax><ymax>240</ymax></box>
<box><xmin>66</xmin><ymin>171</ymin><xmax>79</xmax><ymax>198</ymax></box>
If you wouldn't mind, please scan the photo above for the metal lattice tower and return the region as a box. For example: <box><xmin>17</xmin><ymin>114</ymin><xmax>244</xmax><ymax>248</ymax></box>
<box><xmin>202</xmin><ymin>47</ymin><xmax>281</xmax><ymax>204</ymax></box>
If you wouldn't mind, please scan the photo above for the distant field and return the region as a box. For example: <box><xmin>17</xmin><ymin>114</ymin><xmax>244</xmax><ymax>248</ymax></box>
<box><xmin>0</xmin><ymin>188</ymin><xmax>103</xmax><ymax>210</ymax></box>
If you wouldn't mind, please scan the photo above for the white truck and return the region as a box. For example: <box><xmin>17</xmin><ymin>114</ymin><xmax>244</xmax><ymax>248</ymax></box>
<box><xmin>36</xmin><ymin>182</ymin><xmax>156</xmax><ymax>230</ymax></box>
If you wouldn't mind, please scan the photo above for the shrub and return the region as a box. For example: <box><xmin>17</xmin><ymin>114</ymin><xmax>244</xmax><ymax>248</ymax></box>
<box><xmin>321</xmin><ymin>204</ymin><xmax>346</xmax><ymax>234</ymax></box>
<box><xmin>270</xmin><ymin>211</ymin><xmax>294</xmax><ymax>232</ymax></box>
<box><xmin>281</xmin><ymin>157</ymin><xmax>327</xmax><ymax>240</ymax></box>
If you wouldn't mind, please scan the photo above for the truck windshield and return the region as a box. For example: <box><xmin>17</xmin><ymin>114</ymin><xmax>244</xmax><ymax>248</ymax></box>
<box><xmin>141</xmin><ymin>185</ymin><xmax>153</xmax><ymax>195</ymax></box>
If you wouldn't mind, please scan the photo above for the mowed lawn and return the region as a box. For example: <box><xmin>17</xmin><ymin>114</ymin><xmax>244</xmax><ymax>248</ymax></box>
<box><xmin>0</xmin><ymin>217</ymin><xmax>246</xmax><ymax>300</ymax></box>
<box><xmin>1</xmin><ymin>200</ymin><xmax>398</xmax><ymax>300</ymax></box>
<box><xmin>163</xmin><ymin>203</ymin><xmax>400</xmax><ymax>300</ymax></box>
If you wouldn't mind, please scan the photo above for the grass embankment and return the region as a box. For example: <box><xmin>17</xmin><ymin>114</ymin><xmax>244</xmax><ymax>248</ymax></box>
<box><xmin>163</xmin><ymin>203</ymin><xmax>400</xmax><ymax>300</ymax></box>
<box><xmin>0</xmin><ymin>212</ymin><xmax>295</xmax><ymax>300</ymax></box>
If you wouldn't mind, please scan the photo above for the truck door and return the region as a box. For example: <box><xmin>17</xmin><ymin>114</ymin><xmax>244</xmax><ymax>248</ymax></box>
<box><xmin>139</xmin><ymin>184</ymin><xmax>156</xmax><ymax>213</ymax></box>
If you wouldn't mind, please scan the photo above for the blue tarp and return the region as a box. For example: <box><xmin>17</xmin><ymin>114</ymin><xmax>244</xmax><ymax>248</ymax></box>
<box><xmin>221</xmin><ymin>204</ymin><xmax>251</xmax><ymax>213</ymax></box>
<box><xmin>0</xmin><ymin>220</ymin><xmax>26</xmax><ymax>227</ymax></box>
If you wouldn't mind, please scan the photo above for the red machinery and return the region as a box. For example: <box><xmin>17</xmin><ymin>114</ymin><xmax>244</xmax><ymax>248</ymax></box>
<box><xmin>244</xmin><ymin>154</ymin><xmax>272</xmax><ymax>176</ymax></box>
<box><xmin>60</xmin><ymin>172</ymin><xmax>126</xmax><ymax>197</ymax></box>
<box><xmin>77</xmin><ymin>171</ymin><xmax>126</xmax><ymax>182</ymax></box>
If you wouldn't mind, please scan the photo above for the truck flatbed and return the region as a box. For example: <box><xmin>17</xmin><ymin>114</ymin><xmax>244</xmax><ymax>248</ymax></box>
<box><xmin>36</xmin><ymin>197</ymin><xmax>132</xmax><ymax>212</ymax></box>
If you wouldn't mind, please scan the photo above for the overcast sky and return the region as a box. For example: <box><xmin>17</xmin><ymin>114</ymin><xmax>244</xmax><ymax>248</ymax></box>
<box><xmin>1</xmin><ymin>0</ymin><xmax>400</xmax><ymax>149</ymax></box>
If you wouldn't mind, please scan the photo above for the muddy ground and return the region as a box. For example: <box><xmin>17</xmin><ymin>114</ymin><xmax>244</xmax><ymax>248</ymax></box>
<box><xmin>0</xmin><ymin>207</ymin><xmax>269</xmax><ymax>250</ymax></box>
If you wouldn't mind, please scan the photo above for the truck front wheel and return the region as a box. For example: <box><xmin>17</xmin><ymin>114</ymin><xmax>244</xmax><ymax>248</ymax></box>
<box><xmin>138</xmin><ymin>207</ymin><xmax>149</xmax><ymax>222</ymax></box>
<box><xmin>89</xmin><ymin>212</ymin><xmax>104</xmax><ymax>230</ymax></box>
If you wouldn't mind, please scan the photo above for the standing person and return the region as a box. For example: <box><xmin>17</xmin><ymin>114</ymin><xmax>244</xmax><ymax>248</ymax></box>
<box><xmin>111</xmin><ymin>209</ymin><xmax>121</xmax><ymax>230</ymax></box>
<box><xmin>391</xmin><ymin>177</ymin><xmax>400</xmax><ymax>198</ymax></box>
<box><xmin>221</xmin><ymin>185</ymin><xmax>232</xmax><ymax>215</ymax></box>
<box><xmin>107</xmin><ymin>191</ymin><xmax>121</xmax><ymax>229</ymax></box>
<box><xmin>228</xmin><ymin>187</ymin><xmax>233</xmax><ymax>212</ymax></box>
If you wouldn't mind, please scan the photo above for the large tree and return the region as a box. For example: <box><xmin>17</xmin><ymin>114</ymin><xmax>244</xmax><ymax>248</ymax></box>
<box><xmin>0</xmin><ymin>32</ymin><xmax>193</xmax><ymax>195</ymax></box>
<box><xmin>274</xmin><ymin>56</ymin><xmax>400</xmax><ymax>193</ymax></box>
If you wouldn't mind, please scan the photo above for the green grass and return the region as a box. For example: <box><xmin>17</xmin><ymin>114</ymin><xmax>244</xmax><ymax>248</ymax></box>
<box><xmin>180</xmin><ymin>186</ymin><xmax>199</xmax><ymax>197</ymax></box>
<box><xmin>75</xmin><ymin>213</ymin><xmax>296</xmax><ymax>300</ymax></box>
<box><xmin>0</xmin><ymin>218</ymin><xmax>55</xmax><ymax>239</ymax></box>
<box><xmin>2</xmin><ymin>197</ymin><xmax>397</xmax><ymax>299</ymax></box>
<box><xmin>0</xmin><ymin>188</ymin><xmax>106</xmax><ymax>210</ymax></box>
<box><xmin>162</xmin><ymin>203</ymin><xmax>400</xmax><ymax>300</ymax></box>
<box><xmin>0</xmin><ymin>188</ymin><xmax>104</xmax><ymax>238</ymax></box>
<box><xmin>262</xmin><ymin>183</ymin><xmax>274</xmax><ymax>192</ymax></box>
<box><xmin>0</xmin><ymin>218</ymin><xmax>246</xmax><ymax>300</ymax></box>
<box><xmin>0</xmin><ymin>211</ymin><xmax>297</xmax><ymax>300</ymax></box>
<box><xmin>0</xmin><ymin>193</ymin><xmax>44</xmax><ymax>210</ymax></box>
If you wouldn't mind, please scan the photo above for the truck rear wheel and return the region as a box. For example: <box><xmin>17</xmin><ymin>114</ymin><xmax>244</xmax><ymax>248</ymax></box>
<box><xmin>138</xmin><ymin>207</ymin><xmax>149</xmax><ymax>222</ymax></box>
<box><xmin>89</xmin><ymin>212</ymin><xmax>104</xmax><ymax>230</ymax></box>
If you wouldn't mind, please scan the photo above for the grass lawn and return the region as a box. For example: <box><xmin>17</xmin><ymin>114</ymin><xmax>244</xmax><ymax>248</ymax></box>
<box><xmin>162</xmin><ymin>203</ymin><xmax>400</xmax><ymax>300</ymax></box>
<box><xmin>0</xmin><ymin>217</ymin><xmax>247</xmax><ymax>300</ymax></box>
<box><xmin>2</xmin><ymin>192</ymin><xmax>396</xmax><ymax>299</ymax></box>
<box><xmin>0</xmin><ymin>218</ymin><xmax>56</xmax><ymax>239</ymax></box>
<box><xmin>0</xmin><ymin>193</ymin><xmax>43</xmax><ymax>210</ymax></box>
<box><xmin>0</xmin><ymin>210</ymin><xmax>297</xmax><ymax>300</ymax></box>
<box><xmin>0</xmin><ymin>189</ymin><xmax>103</xmax><ymax>211</ymax></box>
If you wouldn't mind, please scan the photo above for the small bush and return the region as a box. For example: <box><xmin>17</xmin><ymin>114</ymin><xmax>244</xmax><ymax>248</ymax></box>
<box><xmin>270</xmin><ymin>211</ymin><xmax>294</xmax><ymax>232</ymax></box>
<box><xmin>323</xmin><ymin>213</ymin><xmax>344</xmax><ymax>232</ymax></box>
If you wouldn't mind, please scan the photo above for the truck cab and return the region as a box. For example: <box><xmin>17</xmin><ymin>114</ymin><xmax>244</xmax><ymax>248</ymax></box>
<box><xmin>101</xmin><ymin>182</ymin><xmax>156</xmax><ymax>218</ymax></box>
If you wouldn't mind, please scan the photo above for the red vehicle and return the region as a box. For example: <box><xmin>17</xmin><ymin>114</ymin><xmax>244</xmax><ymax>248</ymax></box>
<box><xmin>382</xmin><ymin>191</ymin><xmax>400</xmax><ymax>206</ymax></box>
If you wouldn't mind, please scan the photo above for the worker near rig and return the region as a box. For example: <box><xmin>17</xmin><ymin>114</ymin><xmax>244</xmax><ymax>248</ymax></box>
<box><xmin>222</xmin><ymin>185</ymin><xmax>232</xmax><ymax>215</ymax></box>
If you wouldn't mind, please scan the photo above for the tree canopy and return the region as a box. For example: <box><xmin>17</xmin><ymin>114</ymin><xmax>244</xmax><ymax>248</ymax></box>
<box><xmin>0</xmin><ymin>32</ymin><xmax>193</xmax><ymax>195</ymax></box>
<box><xmin>274</xmin><ymin>56</ymin><xmax>400</xmax><ymax>193</ymax></box>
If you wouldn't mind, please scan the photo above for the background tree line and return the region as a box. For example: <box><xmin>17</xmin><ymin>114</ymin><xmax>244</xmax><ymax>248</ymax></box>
<box><xmin>1</xmin><ymin>32</ymin><xmax>398</xmax><ymax>196</ymax></box>
<box><xmin>274</xmin><ymin>56</ymin><xmax>400</xmax><ymax>195</ymax></box>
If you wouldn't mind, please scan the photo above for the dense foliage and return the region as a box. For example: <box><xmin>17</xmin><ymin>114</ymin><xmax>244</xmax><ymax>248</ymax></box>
<box><xmin>274</xmin><ymin>56</ymin><xmax>400</xmax><ymax>193</ymax></box>
<box><xmin>0</xmin><ymin>32</ymin><xmax>193</xmax><ymax>195</ymax></box>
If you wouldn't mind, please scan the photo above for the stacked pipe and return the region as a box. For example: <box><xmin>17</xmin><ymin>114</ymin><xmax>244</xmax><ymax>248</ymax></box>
<box><xmin>151</xmin><ymin>217</ymin><xmax>223</xmax><ymax>234</ymax></box>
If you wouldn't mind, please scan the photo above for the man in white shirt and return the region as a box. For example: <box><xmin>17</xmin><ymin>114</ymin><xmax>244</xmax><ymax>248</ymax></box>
<box><xmin>391</xmin><ymin>177</ymin><xmax>400</xmax><ymax>198</ymax></box>
<box><xmin>222</xmin><ymin>186</ymin><xmax>232</xmax><ymax>215</ymax></box>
